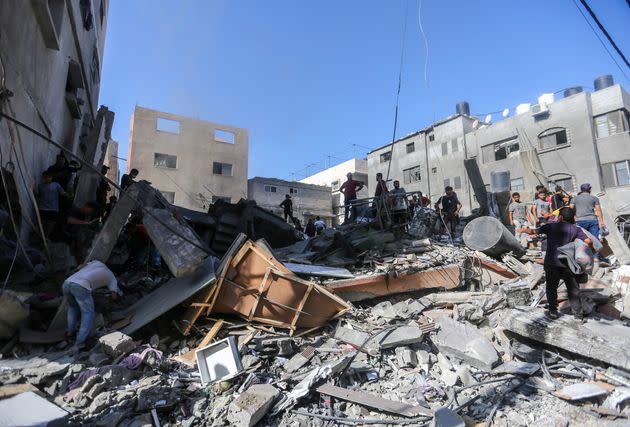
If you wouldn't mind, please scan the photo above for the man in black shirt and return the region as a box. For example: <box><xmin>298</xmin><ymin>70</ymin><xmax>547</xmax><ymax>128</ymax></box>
<box><xmin>435</xmin><ymin>186</ymin><xmax>462</xmax><ymax>236</ymax></box>
<box><xmin>279</xmin><ymin>194</ymin><xmax>296</xmax><ymax>224</ymax></box>
<box><xmin>121</xmin><ymin>169</ymin><xmax>139</xmax><ymax>190</ymax></box>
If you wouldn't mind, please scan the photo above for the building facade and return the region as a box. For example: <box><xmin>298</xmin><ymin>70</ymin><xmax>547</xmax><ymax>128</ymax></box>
<box><xmin>127</xmin><ymin>106</ymin><xmax>248</xmax><ymax>212</ymax></box>
<box><xmin>103</xmin><ymin>138</ymin><xmax>119</xmax><ymax>196</ymax></box>
<box><xmin>367</xmin><ymin>76</ymin><xmax>630</xmax><ymax>217</ymax></box>
<box><xmin>300</xmin><ymin>158</ymin><xmax>369</xmax><ymax>225</ymax></box>
<box><xmin>248</xmin><ymin>177</ymin><xmax>333</xmax><ymax>226</ymax></box>
<box><xmin>0</xmin><ymin>0</ymin><xmax>112</xmax><ymax>236</ymax></box>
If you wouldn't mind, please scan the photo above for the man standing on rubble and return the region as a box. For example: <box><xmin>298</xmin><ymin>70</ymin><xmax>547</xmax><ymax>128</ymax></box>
<box><xmin>518</xmin><ymin>207</ymin><xmax>592</xmax><ymax>320</ymax></box>
<box><xmin>532</xmin><ymin>190</ymin><xmax>552</xmax><ymax>226</ymax></box>
<box><xmin>35</xmin><ymin>171</ymin><xmax>67</xmax><ymax>238</ymax></box>
<box><xmin>62</xmin><ymin>260</ymin><xmax>121</xmax><ymax>350</ymax></box>
<box><xmin>279</xmin><ymin>194</ymin><xmax>296</xmax><ymax>224</ymax></box>
<box><xmin>435</xmin><ymin>186</ymin><xmax>461</xmax><ymax>236</ymax></box>
<box><xmin>314</xmin><ymin>216</ymin><xmax>326</xmax><ymax>235</ymax></box>
<box><xmin>339</xmin><ymin>173</ymin><xmax>364</xmax><ymax>222</ymax></box>
<box><xmin>570</xmin><ymin>183</ymin><xmax>604</xmax><ymax>241</ymax></box>
<box><xmin>390</xmin><ymin>180</ymin><xmax>408</xmax><ymax>228</ymax></box>
<box><xmin>121</xmin><ymin>168</ymin><xmax>138</xmax><ymax>191</ymax></box>
<box><xmin>508</xmin><ymin>192</ymin><xmax>528</xmax><ymax>248</ymax></box>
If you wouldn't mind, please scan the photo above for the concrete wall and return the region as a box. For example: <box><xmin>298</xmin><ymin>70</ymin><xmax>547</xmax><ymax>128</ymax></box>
<box><xmin>248</xmin><ymin>178</ymin><xmax>332</xmax><ymax>226</ymax></box>
<box><xmin>0</xmin><ymin>0</ymin><xmax>109</xmax><ymax>236</ymax></box>
<box><xmin>103</xmin><ymin>138</ymin><xmax>119</xmax><ymax>196</ymax></box>
<box><xmin>127</xmin><ymin>106</ymin><xmax>248</xmax><ymax>212</ymax></box>
<box><xmin>300</xmin><ymin>158</ymin><xmax>369</xmax><ymax>224</ymax></box>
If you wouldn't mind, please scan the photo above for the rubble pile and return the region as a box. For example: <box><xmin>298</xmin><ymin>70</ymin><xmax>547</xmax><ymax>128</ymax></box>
<box><xmin>2</xmin><ymin>182</ymin><xmax>630</xmax><ymax>426</ymax></box>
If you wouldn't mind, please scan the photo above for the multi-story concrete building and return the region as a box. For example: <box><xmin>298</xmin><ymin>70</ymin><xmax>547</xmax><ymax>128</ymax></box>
<box><xmin>0</xmin><ymin>0</ymin><xmax>112</xmax><ymax>236</ymax></box>
<box><xmin>300</xmin><ymin>158</ymin><xmax>369</xmax><ymax>224</ymax></box>
<box><xmin>367</xmin><ymin>75</ymin><xmax>630</xmax><ymax>217</ymax></box>
<box><xmin>103</xmin><ymin>139</ymin><xmax>119</xmax><ymax>196</ymax></box>
<box><xmin>248</xmin><ymin>177</ymin><xmax>333</xmax><ymax>226</ymax></box>
<box><xmin>127</xmin><ymin>106</ymin><xmax>248</xmax><ymax>212</ymax></box>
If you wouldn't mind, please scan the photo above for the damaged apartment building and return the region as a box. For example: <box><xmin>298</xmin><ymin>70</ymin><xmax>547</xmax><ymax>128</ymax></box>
<box><xmin>368</xmin><ymin>75</ymin><xmax>630</xmax><ymax>218</ymax></box>
<box><xmin>127</xmin><ymin>106</ymin><xmax>248</xmax><ymax>212</ymax></box>
<box><xmin>0</xmin><ymin>0</ymin><xmax>115</xmax><ymax>237</ymax></box>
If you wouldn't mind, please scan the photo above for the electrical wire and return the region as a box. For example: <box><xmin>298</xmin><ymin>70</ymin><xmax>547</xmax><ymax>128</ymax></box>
<box><xmin>578</xmin><ymin>0</ymin><xmax>630</xmax><ymax>69</ymax></box>
<box><xmin>0</xmin><ymin>110</ymin><xmax>214</xmax><ymax>256</ymax></box>
<box><xmin>571</xmin><ymin>0</ymin><xmax>630</xmax><ymax>82</ymax></box>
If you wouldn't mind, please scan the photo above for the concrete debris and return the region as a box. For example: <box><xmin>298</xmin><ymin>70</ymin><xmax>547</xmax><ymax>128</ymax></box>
<box><xmin>99</xmin><ymin>331</ymin><xmax>136</xmax><ymax>357</ymax></box>
<box><xmin>555</xmin><ymin>382</ymin><xmax>611</xmax><ymax>401</ymax></box>
<box><xmin>431</xmin><ymin>407</ymin><xmax>465</xmax><ymax>427</ymax></box>
<box><xmin>0</xmin><ymin>391</ymin><xmax>69</xmax><ymax>426</ymax></box>
<box><xmin>0</xmin><ymin>290</ymin><xmax>29</xmax><ymax>339</ymax></box>
<box><xmin>227</xmin><ymin>384</ymin><xmax>280</xmax><ymax>427</ymax></box>
<box><xmin>433</xmin><ymin>317</ymin><xmax>499</xmax><ymax>370</ymax></box>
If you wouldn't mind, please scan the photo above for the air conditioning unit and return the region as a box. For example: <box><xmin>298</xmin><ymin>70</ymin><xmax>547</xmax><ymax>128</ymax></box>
<box><xmin>531</xmin><ymin>103</ymin><xmax>549</xmax><ymax>117</ymax></box>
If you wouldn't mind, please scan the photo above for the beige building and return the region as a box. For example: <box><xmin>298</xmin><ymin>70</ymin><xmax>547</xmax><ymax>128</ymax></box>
<box><xmin>127</xmin><ymin>106</ymin><xmax>248</xmax><ymax>211</ymax></box>
<box><xmin>301</xmin><ymin>158</ymin><xmax>369</xmax><ymax>224</ymax></box>
<box><xmin>103</xmin><ymin>139</ymin><xmax>119</xmax><ymax>197</ymax></box>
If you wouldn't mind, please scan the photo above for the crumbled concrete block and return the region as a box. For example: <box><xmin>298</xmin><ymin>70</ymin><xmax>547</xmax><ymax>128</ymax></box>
<box><xmin>99</xmin><ymin>332</ymin><xmax>136</xmax><ymax>357</ymax></box>
<box><xmin>455</xmin><ymin>366</ymin><xmax>477</xmax><ymax>387</ymax></box>
<box><xmin>441</xmin><ymin>369</ymin><xmax>459</xmax><ymax>387</ymax></box>
<box><xmin>227</xmin><ymin>384</ymin><xmax>279</xmax><ymax>427</ymax></box>
<box><xmin>433</xmin><ymin>317</ymin><xmax>499</xmax><ymax>370</ymax></box>
<box><xmin>0</xmin><ymin>391</ymin><xmax>69</xmax><ymax>426</ymax></box>
<box><xmin>416</xmin><ymin>350</ymin><xmax>432</xmax><ymax>365</ymax></box>
<box><xmin>431</xmin><ymin>407</ymin><xmax>465</xmax><ymax>427</ymax></box>
<box><xmin>395</xmin><ymin>347</ymin><xmax>418</xmax><ymax>368</ymax></box>
<box><xmin>376</xmin><ymin>325</ymin><xmax>424</xmax><ymax>349</ymax></box>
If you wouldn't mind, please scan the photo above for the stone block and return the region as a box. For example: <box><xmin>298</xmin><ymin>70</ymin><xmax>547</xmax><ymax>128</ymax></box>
<box><xmin>431</xmin><ymin>407</ymin><xmax>465</xmax><ymax>427</ymax></box>
<box><xmin>99</xmin><ymin>331</ymin><xmax>136</xmax><ymax>358</ymax></box>
<box><xmin>227</xmin><ymin>384</ymin><xmax>279</xmax><ymax>427</ymax></box>
<box><xmin>433</xmin><ymin>317</ymin><xmax>499</xmax><ymax>370</ymax></box>
<box><xmin>395</xmin><ymin>347</ymin><xmax>418</xmax><ymax>368</ymax></box>
<box><xmin>376</xmin><ymin>325</ymin><xmax>424</xmax><ymax>349</ymax></box>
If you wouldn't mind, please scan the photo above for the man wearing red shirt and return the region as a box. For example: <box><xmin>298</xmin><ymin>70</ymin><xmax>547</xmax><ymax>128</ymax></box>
<box><xmin>339</xmin><ymin>173</ymin><xmax>364</xmax><ymax>222</ymax></box>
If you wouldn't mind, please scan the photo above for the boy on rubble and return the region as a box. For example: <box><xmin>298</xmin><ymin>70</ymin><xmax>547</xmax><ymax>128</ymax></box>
<box><xmin>508</xmin><ymin>192</ymin><xmax>528</xmax><ymax>248</ymax></box>
<box><xmin>517</xmin><ymin>207</ymin><xmax>592</xmax><ymax>320</ymax></box>
<box><xmin>62</xmin><ymin>260</ymin><xmax>121</xmax><ymax>350</ymax></box>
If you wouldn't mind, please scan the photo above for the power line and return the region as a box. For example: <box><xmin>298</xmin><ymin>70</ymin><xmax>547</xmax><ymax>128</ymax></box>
<box><xmin>576</xmin><ymin>0</ymin><xmax>630</xmax><ymax>71</ymax></box>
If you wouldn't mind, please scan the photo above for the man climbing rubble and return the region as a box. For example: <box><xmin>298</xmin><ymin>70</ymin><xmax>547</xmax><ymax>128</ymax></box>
<box><xmin>435</xmin><ymin>186</ymin><xmax>461</xmax><ymax>237</ymax></box>
<box><xmin>339</xmin><ymin>172</ymin><xmax>364</xmax><ymax>222</ymax></box>
<box><xmin>518</xmin><ymin>206</ymin><xmax>592</xmax><ymax>320</ymax></box>
<box><xmin>62</xmin><ymin>260</ymin><xmax>121</xmax><ymax>351</ymax></box>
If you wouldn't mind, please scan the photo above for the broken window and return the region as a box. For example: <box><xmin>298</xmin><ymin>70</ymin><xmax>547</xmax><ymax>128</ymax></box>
<box><xmin>154</xmin><ymin>153</ymin><xmax>177</xmax><ymax>169</ymax></box>
<box><xmin>161</xmin><ymin>191</ymin><xmax>175</xmax><ymax>204</ymax></box>
<box><xmin>264</xmin><ymin>185</ymin><xmax>277</xmax><ymax>193</ymax></box>
<box><xmin>538</xmin><ymin>128</ymin><xmax>568</xmax><ymax>150</ymax></box>
<box><xmin>451</xmin><ymin>138</ymin><xmax>459</xmax><ymax>153</ymax></box>
<box><xmin>431</xmin><ymin>167</ymin><xmax>437</xmax><ymax>174</ymax></box>
<box><xmin>602</xmin><ymin>160</ymin><xmax>630</xmax><ymax>187</ymax></box>
<box><xmin>403</xmin><ymin>165</ymin><xmax>422</xmax><ymax>184</ymax></box>
<box><xmin>90</xmin><ymin>47</ymin><xmax>99</xmax><ymax>84</ymax></box>
<box><xmin>441</xmin><ymin>142</ymin><xmax>448</xmax><ymax>156</ymax></box>
<box><xmin>548</xmin><ymin>176</ymin><xmax>574</xmax><ymax>192</ymax></box>
<box><xmin>482</xmin><ymin>136</ymin><xmax>519</xmax><ymax>163</ymax></box>
<box><xmin>406</xmin><ymin>142</ymin><xmax>415</xmax><ymax>154</ymax></box>
<box><xmin>32</xmin><ymin>0</ymin><xmax>65</xmax><ymax>50</ymax></box>
<box><xmin>510</xmin><ymin>177</ymin><xmax>524</xmax><ymax>190</ymax></box>
<box><xmin>214</xmin><ymin>129</ymin><xmax>235</xmax><ymax>144</ymax></box>
<box><xmin>65</xmin><ymin>60</ymin><xmax>84</xmax><ymax>118</ymax></box>
<box><xmin>380</xmin><ymin>151</ymin><xmax>391</xmax><ymax>163</ymax></box>
<box><xmin>331</xmin><ymin>180</ymin><xmax>340</xmax><ymax>191</ymax></box>
<box><xmin>428</xmin><ymin>133</ymin><xmax>435</xmax><ymax>142</ymax></box>
<box><xmin>454</xmin><ymin>176</ymin><xmax>462</xmax><ymax>189</ymax></box>
<box><xmin>99</xmin><ymin>0</ymin><xmax>105</xmax><ymax>26</ymax></box>
<box><xmin>213</xmin><ymin>162</ymin><xmax>233</xmax><ymax>176</ymax></box>
<box><xmin>289</xmin><ymin>188</ymin><xmax>299</xmax><ymax>195</ymax></box>
<box><xmin>157</xmin><ymin>117</ymin><xmax>181</xmax><ymax>134</ymax></box>
<box><xmin>594</xmin><ymin>110</ymin><xmax>629</xmax><ymax>138</ymax></box>
<box><xmin>79</xmin><ymin>0</ymin><xmax>93</xmax><ymax>30</ymax></box>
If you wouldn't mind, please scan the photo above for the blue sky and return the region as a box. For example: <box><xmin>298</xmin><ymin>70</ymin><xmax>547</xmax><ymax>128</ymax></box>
<box><xmin>100</xmin><ymin>0</ymin><xmax>630</xmax><ymax>180</ymax></box>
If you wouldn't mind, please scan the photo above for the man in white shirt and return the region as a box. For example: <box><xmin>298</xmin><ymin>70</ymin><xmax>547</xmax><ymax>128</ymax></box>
<box><xmin>63</xmin><ymin>260</ymin><xmax>121</xmax><ymax>349</ymax></box>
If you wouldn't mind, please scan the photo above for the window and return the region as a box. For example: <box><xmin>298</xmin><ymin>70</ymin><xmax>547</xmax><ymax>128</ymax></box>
<box><xmin>65</xmin><ymin>60</ymin><xmax>84</xmax><ymax>118</ymax></box>
<box><xmin>406</xmin><ymin>142</ymin><xmax>415</xmax><ymax>153</ymax></box>
<box><xmin>431</xmin><ymin>167</ymin><xmax>437</xmax><ymax>174</ymax></box>
<box><xmin>161</xmin><ymin>191</ymin><xmax>175</xmax><ymax>204</ymax></box>
<box><xmin>154</xmin><ymin>153</ymin><xmax>177</xmax><ymax>168</ymax></box>
<box><xmin>481</xmin><ymin>136</ymin><xmax>519</xmax><ymax>163</ymax></box>
<box><xmin>454</xmin><ymin>176</ymin><xmax>462</xmax><ymax>189</ymax></box>
<box><xmin>213</xmin><ymin>162</ymin><xmax>233</xmax><ymax>176</ymax></box>
<box><xmin>403</xmin><ymin>165</ymin><xmax>422</xmax><ymax>184</ymax></box>
<box><xmin>99</xmin><ymin>0</ymin><xmax>105</xmax><ymax>26</ymax></box>
<box><xmin>603</xmin><ymin>160</ymin><xmax>630</xmax><ymax>187</ymax></box>
<box><xmin>331</xmin><ymin>180</ymin><xmax>340</xmax><ymax>191</ymax></box>
<box><xmin>428</xmin><ymin>133</ymin><xmax>435</xmax><ymax>142</ymax></box>
<box><xmin>441</xmin><ymin>142</ymin><xmax>448</xmax><ymax>156</ymax></box>
<box><xmin>538</xmin><ymin>128</ymin><xmax>569</xmax><ymax>150</ymax></box>
<box><xmin>212</xmin><ymin>196</ymin><xmax>231</xmax><ymax>203</ymax></box>
<box><xmin>594</xmin><ymin>110</ymin><xmax>629</xmax><ymax>138</ymax></box>
<box><xmin>451</xmin><ymin>138</ymin><xmax>459</xmax><ymax>153</ymax></box>
<box><xmin>214</xmin><ymin>129</ymin><xmax>235</xmax><ymax>144</ymax></box>
<box><xmin>444</xmin><ymin>178</ymin><xmax>450</xmax><ymax>188</ymax></box>
<box><xmin>548</xmin><ymin>176</ymin><xmax>574</xmax><ymax>192</ymax></box>
<box><xmin>510</xmin><ymin>177</ymin><xmax>525</xmax><ymax>191</ymax></box>
<box><xmin>289</xmin><ymin>188</ymin><xmax>298</xmax><ymax>195</ymax></box>
<box><xmin>157</xmin><ymin>117</ymin><xmax>181</xmax><ymax>134</ymax></box>
<box><xmin>380</xmin><ymin>151</ymin><xmax>392</xmax><ymax>163</ymax></box>
<box><xmin>90</xmin><ymin>47</ymin><xmax>99</xmax><ymax>84</ymax></box>
<box><xmin>79</xmin><ymin>0</ymin><xmax>93</xmax><ymax>30</ymax></box>
<box><xmin>32</xmin><ymin>0</ymin><xmax>65</xmax><ymax>50</ymax></box>
<box><xmin>264</xmin><ymin>185</ymin><xmax>277</xmax><ymax>193</ymax></box>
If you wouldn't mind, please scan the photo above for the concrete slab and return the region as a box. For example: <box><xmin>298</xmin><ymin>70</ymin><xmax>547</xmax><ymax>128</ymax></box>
<box><xmin>0</xmin><ymin>391</ymin><xmax>69</xmax><ymax>426</ymax></box>
<box><xmin>433</xmin><ymin>317</ymin><xmax>499</xmax><ymax>370</ymax></box>
<box><xmin>555</xmin><ymin>382</ymin><xmax>611</xmax><ymax>401</ymax></box>
<box><xmin>227</xmin><ymin>384</ymin><xmax>279</xmax><ymax>427</ymax></box>
<box><xmin>431</xmin><ymin>407</ymin><xmax>465</xmax><ymax>427</ymax></box>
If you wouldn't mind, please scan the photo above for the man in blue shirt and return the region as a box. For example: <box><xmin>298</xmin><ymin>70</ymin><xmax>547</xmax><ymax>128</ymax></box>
<box><xmin>518</xmin><ymin>207</ymin><xmax>592</xmax><ymax>320</ymax></box>
<box><xmin>35</xmin><ymin>171</ymin><xmax>67</xmax><ymax>238</ymax></box>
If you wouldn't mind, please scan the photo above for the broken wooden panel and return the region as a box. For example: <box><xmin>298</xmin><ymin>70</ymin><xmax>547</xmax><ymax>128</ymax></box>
<box><xmin>315</xmin><ymin>383</ymin><xmax>432</xmax><ymax>417</ymax></box>
<box><xmin>284</xmin><ymin>262</ymin><xmax>354</xmax><ymax>279</ymax></box>
<box><xmin>143</xmin><ymin>207</ymin><xmax>208</xmax><ymax>277</ymax></box>
<box><xmin>208</xmin><ymin>240</ymin><xmax>351</xmax><ymax>333</ymax></box>
<box><xmin>325</xmin><ymin>265</ymin><xmax>461</xmax><ymax>302</ymax></box>
<box><xmin>501</xmin><ymin>308</ymin><xmax>630</xmax><ymax>370</ymax></box>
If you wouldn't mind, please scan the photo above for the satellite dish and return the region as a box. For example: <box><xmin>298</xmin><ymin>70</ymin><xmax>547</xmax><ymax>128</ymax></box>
<box><xmin>472</xmin><ymin>119</ymin><xmax>479</xmax><ymax>129</ymax></box>
<box><xmin>502</xmin><ymin>108</ymin><xmax>509</xmax><ymax>118</ymax></box>
<box><xmin>484</xmin><ymin>114</ymin><xmax>492</xmax><ymax>123</ymax></box>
